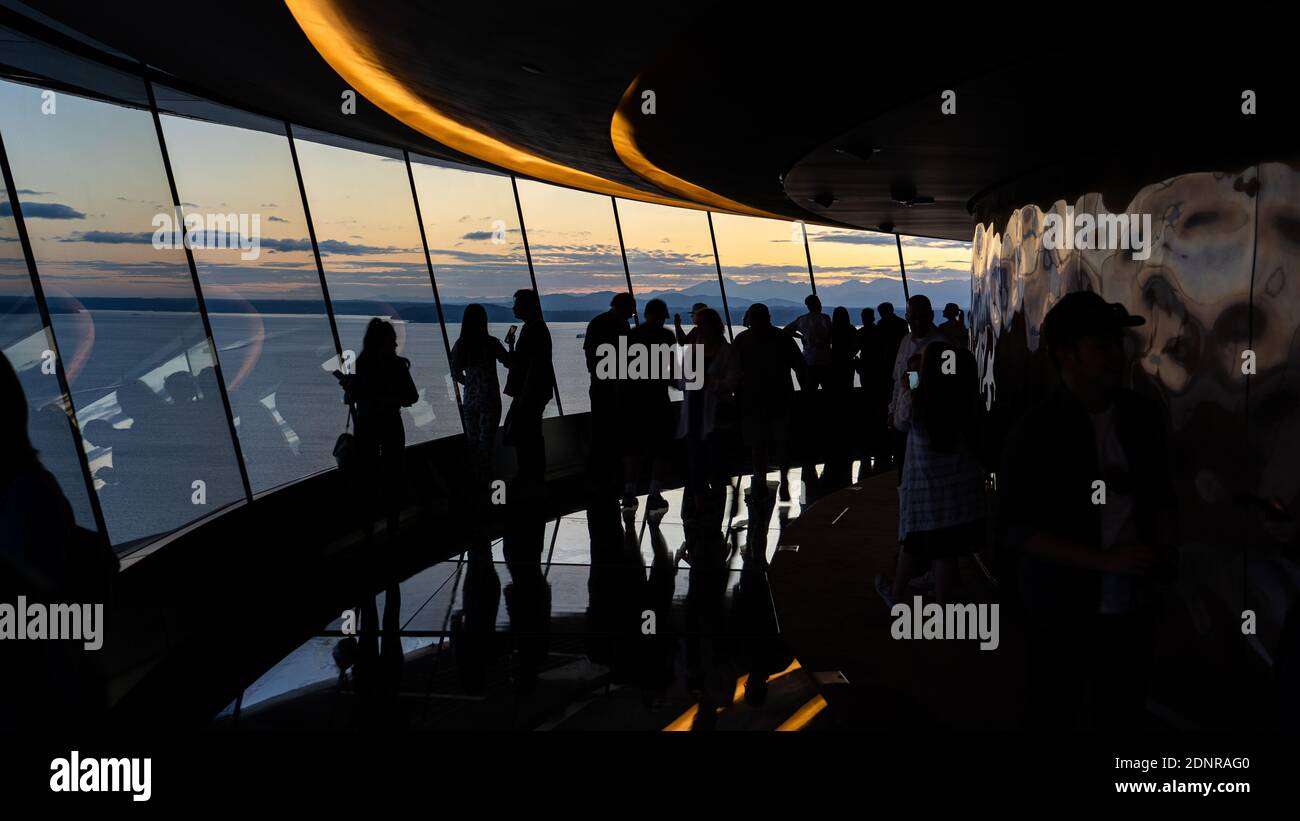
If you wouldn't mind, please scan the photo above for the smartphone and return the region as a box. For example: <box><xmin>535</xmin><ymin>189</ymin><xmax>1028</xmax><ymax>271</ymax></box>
<box><xmin>504</xmin><ymin>325</ymin><xmax>517</xmax><ymax>345</ymax></box>
<box><xmin>907</xmin><ymin>370</ymin><xmax>920</xmax><ymax>390</ymax></box>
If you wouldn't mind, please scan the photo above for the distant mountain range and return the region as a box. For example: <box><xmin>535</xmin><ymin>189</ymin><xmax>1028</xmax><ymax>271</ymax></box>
<box><xmin>8</xmin><ymin>276</ymin><xmax>968</xmax><ymax>327</ymax></box>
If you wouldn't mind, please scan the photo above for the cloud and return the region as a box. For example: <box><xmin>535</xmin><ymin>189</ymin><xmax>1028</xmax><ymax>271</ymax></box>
<box><xmin>15</xmin><ymin>189</ymin><xmax>50</xmax><ymax>196</ymax></box>
<box><xmin>58</xmin><ymin>231</ymin><xmax>151</xmax><ymax>244</ymax></box>
<box><xmin>267</xmin><ymin>215</ymin><xmax>289</xmax><ymax>223</ymax></box>
<box><xmin>805</xmin><ymin>231</ymin><xmax>895</xmax><ymax>246</ymax></box>
<box><xmin>1</xmin><ymin>201</ymin><xmax>85</xmax><ymax>220</ymax></box>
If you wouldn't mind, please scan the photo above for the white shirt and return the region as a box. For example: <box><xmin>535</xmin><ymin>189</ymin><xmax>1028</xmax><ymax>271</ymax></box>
<box><xmin>889</xmin><ymin>328</ymin><xmax>946</xmax><ymax>430</ymax></box>
<box><xmin>784</xmin><ymin>312</ymin><xmax>832</xmax><ymax>367</ymax></box>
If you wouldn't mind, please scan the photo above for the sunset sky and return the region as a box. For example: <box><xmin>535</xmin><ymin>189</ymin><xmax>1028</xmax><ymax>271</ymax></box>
<box><xmin>0</xmin><ymin>79</ymin><xmax>971</xmax><ymax>307</ymax></box>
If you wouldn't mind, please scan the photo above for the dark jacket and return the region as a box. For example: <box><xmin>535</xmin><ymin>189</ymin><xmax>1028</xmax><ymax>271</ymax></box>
<box><xmin>998</xmin><ymin>385</ymin><xmax>1177</xmax><ymax>622</ymax></box>
<box><xmin>732</xmin><ymin>324</ymin><xmax>807</xmax><ymax>410</ymax></box>
<box><xmin>504</xmin><ymin>319</ymin><xmax>555</xmax><ymax>409</ymax></box>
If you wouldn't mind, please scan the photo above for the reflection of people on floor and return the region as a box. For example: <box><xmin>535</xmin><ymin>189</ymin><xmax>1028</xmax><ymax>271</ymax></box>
<box><xmin>583</xmin><ymin>497</ymin><xmax>646</xmax><ymax>682</ymax></box>
<box><xmin>733</xmin><ymin>303</ymin><xmax>806</xmax><ymax>500</ymax></box>
<box><xmin>999</xmin><ymin>291</ymin><xmax>1176</xmax><ymax>731</ymax></box>
<box><xmin>351</xmin><ymin>584</ymin><xmax>404</xmax><ymax>728</ymax></box>
<box><xmin>502</xmin><ymin>488</ymin><xmax>551</xmax><ymax>693</ymax></box>
<box><xmin>502</xmin><ymin>289</ymin><xmax>553</xmax><ymax>482</ymax></box>
<box><xmin>877</xmin><ymin>341</ymin><xmax>986</xmax><ymax>607</ymax></box>
<box><xmin>450</xmin><ymin>542</ymin><xmax>501</xmax><ymax>696</ymax></box>
<box><xmin>620</xmin><ymin>298</ymin><xmax>676</xmax><ymax>514</ymax></box>
<box><xmin>683</xmin><ymin>487</ymin><xmax>737</xmax><ymax>730</ymax></box>
<box><xmin>733</xmin><ymin>489</ymin><xmax>791</xmax><ymax>707</ymax></box>
<box><xmin>451</xmin><ymin>303</ymin><xmax>509</xmax><ymax>492</ymax></box>
<box><xmin>338</xmin><ymin>318</ymin><xmax>419</xmax><ymax>541</ymax></box>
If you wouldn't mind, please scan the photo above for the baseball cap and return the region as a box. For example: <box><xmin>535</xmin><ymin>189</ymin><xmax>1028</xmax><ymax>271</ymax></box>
<box><xmin>1040</xmin><ymin>289</ymin><xmax>1144</xmax><ymax>350</ymax></box>
<box><xmin>1043</xmin><ymin>290</ymin><xmax>1144</xmax><ymax>350</ymax></box>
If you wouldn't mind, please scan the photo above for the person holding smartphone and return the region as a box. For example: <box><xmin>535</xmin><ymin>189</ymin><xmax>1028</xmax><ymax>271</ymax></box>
<box><xmin>501</xmin><ymin>289</ymin><xmax>554</xmax><ymax>481</ymax></box>
<box><xmin>887</xmin><ymin>294</ymin><xmax>945</xmax><ymax>483</ymax></box>
<box><xmin>877</xmin><ymin>341</ymin><xmax>986</xmax><ymax>607</ymax></box>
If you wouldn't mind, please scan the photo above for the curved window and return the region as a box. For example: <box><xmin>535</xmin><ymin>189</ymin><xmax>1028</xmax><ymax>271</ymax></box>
<box><xmin>615</xmin><ymin>198</ymin><xmax>725</xmax><ymax>336</ymax></box>
<box><xmin>0</xmin><ymin>185</ymin><xmax>97</xmax><ymax>530</ymax></box>
<box><xmin>515</xmin><ymin>179</ymin><xmax>628</xmax><ymax>416</ymax></box>
<box><xmin>899</xmin><ymin>235</ymin><xmax>974</xmax><ymax>323</ymax></box>
<box><xmin>160</xmin><ymin>106</ymin><xmax>342</xmax><ymax>493</ymax></box>
<box><xmin>805</xmin><ymin>224</ymin><xmax>908</xmax><ymax>324</ymax></box>
<box><xmin>0</xmin><ymin>80</ymin><xmax>246</xmax><ymax>548</ymax></box>
<box><xmin>409</xmin><ymin>158</ymin><xmax>532</xmax><ymax>409</ymax></box>
<box><xmin>292</xmin><ymin>133</ymin><xmax>460</xmax><ymax>444</ymax></box>
<box><xmin>708</xmin><ymin>213</ymin><xmax>812</xmax><ymax>333</ymax></box>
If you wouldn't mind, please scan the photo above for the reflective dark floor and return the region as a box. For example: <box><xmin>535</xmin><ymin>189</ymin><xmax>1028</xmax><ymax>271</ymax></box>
<box><xmin>216</xmin><ymin>464</ymin><xmax>871</xmax><ymax>731</ymax></box>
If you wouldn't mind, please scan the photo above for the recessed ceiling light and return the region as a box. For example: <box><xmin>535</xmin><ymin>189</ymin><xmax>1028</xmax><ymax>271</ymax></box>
<box><xmin>812</xmin><ymin>192</ymin><xmax>836</xmax><ymax>208</ymax></box>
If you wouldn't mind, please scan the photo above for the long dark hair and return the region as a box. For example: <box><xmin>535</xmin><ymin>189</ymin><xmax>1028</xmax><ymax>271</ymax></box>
<box><xmin>831</xmin><ymin>306</ymin><xmax>854</xmax><ymax>346</ymax></box>
<box><xmin>0</xmin><ymin>354</ymin><xmax>35</xmax><ymax>480</ymax></box>
<box><xmin>454</xmin><ymin>303</ymin><xmax>490</xmax><ymax>370</ymax></box>
<box><xmin>911</xmin><ymin>341</ymin><xmax>979</xmax><ymax>453</ymax></box>
<box><xmin>359</xmin><ymin>318</ymin><xmax>398</xmax><ymax>372</ymax></box>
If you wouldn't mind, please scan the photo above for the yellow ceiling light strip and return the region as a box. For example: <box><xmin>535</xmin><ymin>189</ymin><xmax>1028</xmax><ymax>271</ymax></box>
<box><xmin>284</xmin><ymin>0</ymin><xmax>720</xmax><ymax>211</ymax></box>
<box><xmin>610</xmin><ymin>79</ymin><xmax>782</xmax><ymax>219</ymax></box>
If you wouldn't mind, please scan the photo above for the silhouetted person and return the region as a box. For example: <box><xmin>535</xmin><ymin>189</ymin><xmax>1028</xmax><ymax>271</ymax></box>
<box><xmin>939</xmin><ymin>302</ymin><xmax>968</xmax><ymax>350</ymax></box>
<box><xmin>822</xmin><ymin>306</ymin><xmax>859</xmax><ymax>488</ymax></box>
<box><xmin>855</xmin><ymin>307</ymin><xmax>876</xmax><ymax>388</ymax></box>
<box><xmin>339</xmin><ymin>318</ymin><xmax>418</xmax><ymax>540</ymax></box>
<box><xmin>733</xmin><ymin>303</ymin><xmax>806</xmax><ymax>500</ymax></box>
<box><xmin>1</xmin><ymin>354</ymin><xmax>112</xmax><ymax>732</ymax></box>
<box><xmin>502</xmin><ymin>288</ymin><xmax>554</xmax><ymax>482</ymax></box>
<box><xmin>584</xmin><ymin>291</ymin><xmax>635</xmax><ymax>491</ymax></box>
<box><xmin>888</xmin><ymin>294</ymin><xmax>945</xmax><ymax>483</ymax></box>
<box><xmin>877</xmin><ymin>342</ymin><xmax>986</xmax><ymax>606</ymax></box>
<box><xmin>999</xmin><ymin>291</ymin><xmax>1176</xmax><ymax>731</ymax></box>
<box><xmin>828</xmin><ymin>306</ymin><xmax>858</xmax><ymax>393</ymax></box>
<box><xmin>675</xmin><ymin>307</ymin><xmax>737</xmax><ymax>510</ymax></box>
<box><xmin>621</xmin><ymin>298</ymin><xmax>676</xmax><ymax>513</ymax></box>
<box><xmin>451</xmin><ymin>303</ymin><xmax>509</xmax><ymax>491</ymax></box>
<box><xmin>784</xmin><ymin>294</ymin><xmax>832</xmax><ymax>389</ymax></box>
<box><xmin>674</xmin><ymin>301</ymin><xmax>709</xmax><ymax>345</ymax></box>
<box><xmin>875</xmin><ymin>302</ymin><xmax>909</xmax><ymax>368</ymax></box>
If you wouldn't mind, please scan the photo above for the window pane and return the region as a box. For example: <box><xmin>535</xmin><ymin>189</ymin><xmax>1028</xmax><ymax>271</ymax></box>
<box><xmin>708</xmin><ymin>213</ymin><xmax>812</xmax><ymax>331</ymax></box>
<box><xmin>409</xmin><ymin>158</ymin><xmax>531</xmax><ymax>410</ymax></box>
<box><xmin>616</xmin><ymin>198</ymin><xmax>725</xmax><ymax>336</ymax></box>
<box><xmin>0</xmin><ymin>185</ymin><xmax>97</xmax><ymax>530</ymax></box>
<box><xmin>0</xmin><ymin>80</ymin><xmax>246</xmax><ymax>548</ymax></box>
<box><xmin>515</xmin><ymin>179</ymin><xmax>629</xmax><ymax>416</ymax></box>
<box><xmin>292</xmin><ymin>134</ymin><xmax>460</xmax><ymax>443</ymax></box>
<box><xmin>161</xmin><ymin>108</ymin><xmax>342</xmax><ymax>493</ymax></box>
<box><xmin>899</xmin><ymin>236</ymin><xmax>973</xmax><ymax>324</ymax></box>
<box><xmin>805</xmin><ymin>224</ymin><xmax>907</xmax><ymax>323</ymax></box>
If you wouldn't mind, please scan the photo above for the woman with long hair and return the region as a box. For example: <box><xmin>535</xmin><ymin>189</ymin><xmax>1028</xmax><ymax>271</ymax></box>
<box><xmin>828</xmin><ymin>306</ymin><xmax>859</xmax><ymax>392</ymax></box>
<box><xmin>675</xmin><ymin>307</ymin><xmax>737</xmax><ymax>509</ymax></box>
<box><xmin>877</xmin><ymin>340</ymin><xmax>986</xmax><ymax>604</ymax></box>
<box><xmin>451</xmin><ymin>303</ymin><xmax>509</xmax><ymax>490</ymax></box>
<box><xmin>344</xmin><ymin>318</ymin><xmax>418</xmax><ymax>541</ymax></box>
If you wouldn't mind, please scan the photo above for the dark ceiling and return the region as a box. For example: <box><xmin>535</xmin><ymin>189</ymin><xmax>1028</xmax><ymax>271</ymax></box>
<box><xmin>3</xmin><ymin>1</ymin><xmax>1296</xmax><ymax>241</ymax></box>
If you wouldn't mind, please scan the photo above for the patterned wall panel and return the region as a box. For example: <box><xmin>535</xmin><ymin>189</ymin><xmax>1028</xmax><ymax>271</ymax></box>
<box><xmin>974</xmin><ymin>164</ymin><xmax>1300</xmax><ymax>675</ymax></box>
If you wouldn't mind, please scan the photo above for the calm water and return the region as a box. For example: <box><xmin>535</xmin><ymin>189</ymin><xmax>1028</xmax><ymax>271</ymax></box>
<box><xmin>45</xmin><ymin>312</ymin><xmax>593</xmax><ymax>545</ymax></box>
